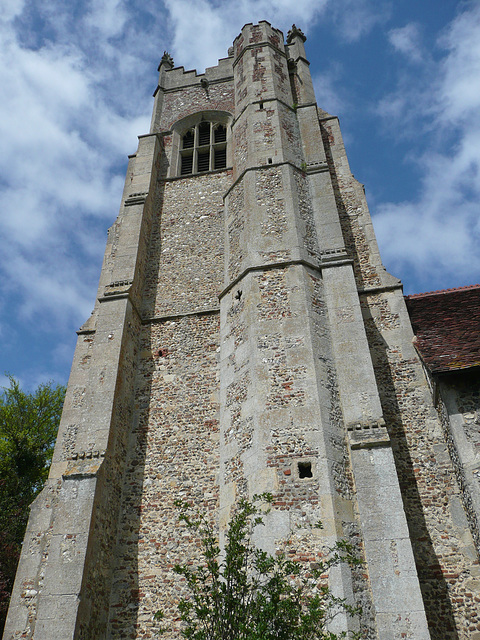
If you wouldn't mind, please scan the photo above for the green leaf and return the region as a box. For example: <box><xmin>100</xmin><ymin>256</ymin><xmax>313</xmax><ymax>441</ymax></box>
<box><xmin>157</xmin><ymin>495</ymin><xmax>361</xmax><ymax>639</ymax></box>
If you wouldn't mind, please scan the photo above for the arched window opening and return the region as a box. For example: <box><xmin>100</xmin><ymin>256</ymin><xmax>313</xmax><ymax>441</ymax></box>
<box><xmin>177</xmin><ymin>117</ymin><xmax>229</xmax><ymax>176</ymax></box>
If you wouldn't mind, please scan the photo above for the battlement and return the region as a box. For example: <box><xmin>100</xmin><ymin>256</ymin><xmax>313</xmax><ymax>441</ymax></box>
<box><xmin>233</xmin><ymin>20</ymin><xmax>286</xmax><ymax>63</ymax></box>
<box><xmin>234</xmin><ymin>19</ymin><xmax>285</xmax><ymax>45</ymax></box>
<box><xmin>158</xmin><ymin>20</ymin><xmax>289</xmax><ymax>92</ymax></box>
<box><xmin>161</xmin><ymin>55</ymin><xmax>234</xmax><ymax>90</ymax></box>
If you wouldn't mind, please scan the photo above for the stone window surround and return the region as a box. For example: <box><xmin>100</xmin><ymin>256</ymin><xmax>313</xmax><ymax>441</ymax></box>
<box><xmin>170</xmin><ymin>110</ymin><xmax>233</xmax><ymax>178</ymax></box>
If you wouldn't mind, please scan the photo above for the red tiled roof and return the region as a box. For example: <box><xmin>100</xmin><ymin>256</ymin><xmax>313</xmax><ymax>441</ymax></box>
<box><xmin>405</xmin><ymin>285</ymin><xmax>480</xmax><ymax>373</ymax></box>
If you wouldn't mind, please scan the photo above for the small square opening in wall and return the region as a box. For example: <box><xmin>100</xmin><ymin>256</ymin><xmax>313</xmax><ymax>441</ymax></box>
<box><xmin>298</xmin><ymin>461</ymin><xmax>313</xmax><ymax>478</ymax></box>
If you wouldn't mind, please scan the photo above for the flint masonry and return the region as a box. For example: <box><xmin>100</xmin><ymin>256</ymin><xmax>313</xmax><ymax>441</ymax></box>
<box><xmin>4</xmin><ymin>21</ymin><xmax>480</xmax><ymax>640</ymax></box>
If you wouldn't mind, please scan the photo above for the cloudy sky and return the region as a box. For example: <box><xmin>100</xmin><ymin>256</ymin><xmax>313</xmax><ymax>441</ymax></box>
<box><xmin>1</xmin><ymin>0</ymin><xmax>479</xmax><ymax>390</ymax></box>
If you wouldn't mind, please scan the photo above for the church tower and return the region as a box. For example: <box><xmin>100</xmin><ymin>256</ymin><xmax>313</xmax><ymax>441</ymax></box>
<box><xmin>4</xmin><ymin>22</ymin><xmax>480</xmax><ymax>640</ymax></box>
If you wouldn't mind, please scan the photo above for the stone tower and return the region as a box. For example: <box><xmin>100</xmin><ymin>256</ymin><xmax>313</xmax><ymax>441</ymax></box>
<box><xmin>4</xmin><ymin>21</ymin><xmax>480</xmax><ymax>640</ymax></box>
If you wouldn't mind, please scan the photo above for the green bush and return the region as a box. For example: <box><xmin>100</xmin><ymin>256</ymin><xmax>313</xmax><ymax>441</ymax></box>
<box><xmin>157</xmin><ymin>494</ymin><xmax>360</xmax><ymax>640</ymax></box>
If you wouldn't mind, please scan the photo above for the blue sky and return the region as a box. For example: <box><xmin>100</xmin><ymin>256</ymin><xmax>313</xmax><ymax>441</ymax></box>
<box><xmin>1</xmin><ymin>0</ymin><xmax>479</xmax><ymax>390</ymax></box>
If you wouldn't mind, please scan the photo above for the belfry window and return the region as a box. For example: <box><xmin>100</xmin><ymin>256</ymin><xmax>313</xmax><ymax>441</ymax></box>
<box><xmin>182</xmin><ymin>130</ymin><xmax>194</xmax><ymax>149</ymax></box>
<box><xmin>179</xmin><ymin>122</ymin><xmax>227</xmax><ymax>175</ymax></box>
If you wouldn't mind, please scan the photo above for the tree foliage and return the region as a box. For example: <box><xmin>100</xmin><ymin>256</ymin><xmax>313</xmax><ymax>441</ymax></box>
<box><xmin>157</xmin><ymin>495</ymin><xmax>360</xmax><ymax>640</ymax></box>
<box><xmin>0</xmin><ymin>375</ymin><xmax>65</xmax><ymax>633</ymax></box>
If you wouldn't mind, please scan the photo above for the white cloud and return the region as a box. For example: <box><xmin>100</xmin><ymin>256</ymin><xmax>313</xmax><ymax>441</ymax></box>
<box><xmin>330</xmin><ymin>0</ymin><xmax>391</xmax><ymax>42</ymax></box>
<box><xmin>313</xmin><ymin>67</ymin><xmax>347</xmax><ymax>116</ymax></box>
<box><xmin>388</xmin><ymin>23</ymin><xmax>423</xmax><ymax>63</ymax></box>
<box><xmin>83</xmin><ymin>0</ymin><xmax>128</xmax><ymax>38</ymax></box>
<box><xmin>437</xmin><ymin>5</ymin><xmax>480</xmax><ymax>123</ymax></box>
<box><xmin>163</xmin><ymin>0</ymin><xmax>328</xmax><ymax>72</ymax></box>
<box><xmin>2</xmin><ymin>251</ymin><xmax>95</xmax><ymax>321</ymax></box>
<box><xmin>0</xmin><ymin>0</ymin><xmax>155</xmax><ymax>353</ymax></box>
<box><xmin>375</xmin><ymin>93</ymin><xmax>409</xmax><ymax>123</ymax></box>
<box><xmin>0</xmin><ymin>0</ymin><xmax>25</xmax><ymax>21</ymax></box>
<box><xmin>374</xmin><ymin>3</ymin><xmax>480</xmax><ymax>290</ymax></box>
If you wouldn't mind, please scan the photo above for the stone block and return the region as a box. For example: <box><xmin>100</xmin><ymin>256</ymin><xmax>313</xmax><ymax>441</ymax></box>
<box><xmin>52</xmin><ymin>477</ymin><xmax>96</xmax><ymax>534</ymax></box>
<box><xmin>365</xmin><ymin>537</ymin><xmax>418</xmax><ymax>579</ymax></box>
<box><xmin>351</xmin><ymin>446</ymin><xmax>401</xmax><ymax>488</ymax></box>
<box><xmin>35</xmin><ymin>594</ymin><xmax>79</xmax><ymax>640</ymax></box>
<box><xmin>371</xmin><ymin>575</ymin><xmax>426</xmax><ymax>613</ymax></box>
<box><xmin>41</xmin><ymin>533</ymin><xmax>88</xmax><ymax>595</ymax></box>
<box><xmin>375</xmin><ymin>611</ymin><xmax>431</xmax><ymax>640</ymax></box>
<box><xmin>2</xmin><ymin>604</ymin><xmax>28</xmax><ymax>638</ymax></box>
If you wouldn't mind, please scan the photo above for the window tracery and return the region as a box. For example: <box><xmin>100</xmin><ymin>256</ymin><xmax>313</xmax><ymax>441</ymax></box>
<box><xmin>179</xmin><ymin>121</ymin><xmax>228</xmax><ymax>176</ymax></box>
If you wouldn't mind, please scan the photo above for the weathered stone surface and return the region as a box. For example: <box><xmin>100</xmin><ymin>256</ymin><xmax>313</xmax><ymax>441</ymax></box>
<box><xmin>4</xmin><ymin>20</ymin><xmax>480</xmax><ymax>640</ymax></box>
